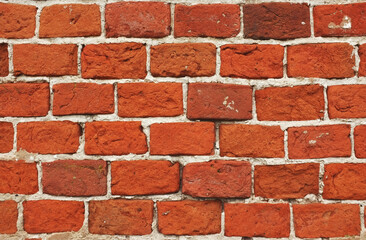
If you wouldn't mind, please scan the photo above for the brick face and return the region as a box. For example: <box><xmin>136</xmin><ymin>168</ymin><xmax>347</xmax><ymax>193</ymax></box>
<box><xmin>0</xmin><ymin>44</ymin><xmax>9</xmax><ymax>77</ymax></box>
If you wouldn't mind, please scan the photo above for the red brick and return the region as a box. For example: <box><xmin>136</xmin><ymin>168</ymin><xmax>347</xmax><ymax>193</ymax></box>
<box><xmin>23</xmin><ymin>200</ymin><xmax>84</xmax><ymax>233</ymax></box>
<box><xmin>0</xmin><ymin>44</ymin><xmax>8</xmax><ymax>76</ymax></box>
<box><xmin>42</xmin><ymin>160</ymin><xmax>107</xmax><ymax>196</ymax></box>
<box><xmin>220</xmin><ymin>124</ymin><xmax>284</xmax><ymax>158</ymax></box>
<box><xmin>187</xmin><ymin>83</ymin><xmax>252</xmax><ymax>120</ymax></box>
<box><xmin>354</xmin><ymin>125</ymin><xmax>366</xmax><ymax>158</ymax></box>
<box><xmin>255</xmin><ymin>163</ymin><xmax>319</xmax><ymax>199</ymax></box>
<box><xmin>40</xmin><ymin>4</ymin><xmax>101</xmax><ymax>38</ymax></box>
<box><xmin>359</xmin><ymin>44</ymin><xmax>366</xmax><ymax>76</ymax></box>
<box><xmin>287</xmin><ymin>43</ymin><xmax>355</xmax><ymax>78</ymax></box>
<box><xmin>13</xmin><ymin>44</ymin><xmax>78</xmax><ymax>76</ymax></box>
<box><xmin>53</xmin><ymin>83</ymin><xmax>114</xmax><ymax>116</ymax></box>
<box><xmin>81</xmin><ymin>43</ymin><xmax>146</xmax><ymax>79</ymax></box>
<box><xmin>0</xmin><ymin>3</ymin><xmax>36</xmax><ymax>38</ymax></box>
<box><xmin>85</xmin><ymin>121</ymin><xmax>147</xmax><ymax>155</ymax></box>
<box><xmin>220</xmin><ymin>44</ymin><xmax>284</xmax><ymax>79</ymax></box>
<box><xmin>118</xmin><ymin>83</ymin><xmax>183</xmax><ymax>117</ymax></box>
<box><xmin>106</xmin><ymin>2</ymin><xmax>170</xmax><ymax>38</ymax></box>
<box><xmin>150</xmin><ymin>43</ymin><xmax>216</xmax><ymax>77</ymax></box>
<box><xmin>244</xmin><ymin>3</ymin><xmax>310</xmax><ymax>40</ymax></box>
<box><xmin>182</xmin><ymin>160</ymin><xmax>251</xmax><ymax>198</ymax></box>
<box><xmin>0</xmin><ymin>122</ymin><xmax>13</xmax><ymax>153</ymax></box>
<box><xmin>314</xmin><ymin>3</ymin><xmax>366</xmax><ymax>37</ymax></box>
<box><xmin>0</xmin><ymin>83</ymin><xmax>49</xmax><ymax>117</ymax></box>
<box><xmin>256</xmin><ymin>85</ymin><xmax>324</xmax><ymax>121</ymax></box>
<box><xmin>89</xmin><ymin>199</ymin><xmax>153</xmax><ymax>235</ymax></box>
<box><xmin>293</xmin><ymin>204</ymin><xmax>360</xmax><ymax>238</ymax></box>
<box><xmin>225</xmin><ymin>203</ymin><xmax>290</xmax><ymax>237</ymax></box>
<box><xmin>111</xmin><ymin>160</ymin><xmax>179</xmax><ymax>195</ymax></box>
<box><xmin>157</xmin><ymin>200</ymin><xmax>221</xmax><ymax>235</ymax></box>
<box><xmin>0</xmin><ymin>161</ymin><xmax>38</xmax><ymax>194</ymax></box>
<box><xmin>0</xmin><ymin>201</ymin><xmax>17</xmax><ymax>234</ymax></box>
<box><xmin>150</xmin><ymin>122</ymin><xmax>215</xmax><ymax>155</ymax></box>
<box><xmin>288</xmin><ymin>125</ymin><xmax>351</xmax><ymax>159</ymax></box>
<box><xmin>174</xmin><ymin>4</ymin><xmax>240</xmax><ymax>38</ymax></box>
<box><xmin>17</xmin><ymin>121</ymin><xmax>80</xmax><ymax>154</ymax></box>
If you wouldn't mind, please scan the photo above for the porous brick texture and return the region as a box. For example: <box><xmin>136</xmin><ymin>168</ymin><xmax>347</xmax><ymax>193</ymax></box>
<box><xmin>1</xmin><ymin>0</ymin><xmax>366</xmax><ymax>239</ymax></box>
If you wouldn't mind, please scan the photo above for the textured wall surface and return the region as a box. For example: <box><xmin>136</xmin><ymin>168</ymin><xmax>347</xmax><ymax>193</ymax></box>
<box><xmin>0</xmin><ymin>0</ymin><xmax>366</xmax><ymax>239</ymax></box>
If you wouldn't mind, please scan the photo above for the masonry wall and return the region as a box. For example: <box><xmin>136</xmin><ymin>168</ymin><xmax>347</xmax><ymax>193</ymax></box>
<box><xmin>0</xmin><ymin>0</ymin><xmax>366</xmax><ymax>239</ymax></box>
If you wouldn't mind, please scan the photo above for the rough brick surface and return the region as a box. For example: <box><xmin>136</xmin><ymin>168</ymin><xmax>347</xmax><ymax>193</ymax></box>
<box><xmin>0</xmin><ymin>201</ymin><xmax>17</xmax><ymax>234</ymax></box>
<box><xmin>81</xmin><ymin>43</ymin><xmax>146</xmax><ymax>79</ymax></box>
<box><xmin>354</xmin><ymin>125</ymin><xmax>366</xmax><ymax>158</ymax></box>
<box><xmin>314</xmin><ymin>3</ymin><xmax>366</xmax><ymax>37</ymax></box>
<box><xmin>220</xmin><ymin>124</ymin><xmax>284</xmax><ymax>158</ymax></box>
<box><xmin>174</xmin><ymin>4</ymin><xmax>240</xmax><ymax>38</ymax></box>
<box><xmin>118</xmin><ymin>83</ymin><xmax>183</xmax><ymax>117</ymax></box>
<box><xmin>42</xmin><ymin>160</ymin><xmax>107</xmax><ymax>196</ymax></box>
<box><xmin>85</xmin><ymin>121</ymin><xmax>147</xmax><ymax>155</ymax></box>
<box><xmin>17</xmin><ymin>121</ymin><xmax>81</xmax><ymax>154</ymax></box>
<box><xmin>255</xmin><ymin>163</ymin><xmax>319</xmax><ymax>199</ymax></box>
<box><xmin>106</xmin><ymin>2</ymin><xmax>170</xmax><ymax>38</ymax></box>
<box><xmin>23</xmin><ymin>200</ymin><xmax>84</xmax><ymax>234</ymax></box>
<box><xmin>220</xmin><ymin>44</ymin><xmax>284</xmax><ymax>79</ymax></box>
<box><xmin>287</xmin><ymin>43</ymin><xmax>355</xmax><ymax>78</ymax></box>
<box><xmin>157</xmin><ymin>200</ymin><xmax>221</xmax><ymax>235</ymax></box>
<box><xmin>0</xmin><ymin>161</ymin><xmax>38</xmax><ymax>194</ymax></box>
<box><xmin>111</xmin><ymin>160</ymin><xmax>180</xmax><ymax>195</ymax></box>
<box><xmin>288</xmin><ymin>125</ymin><xmax>351</xmax><ymax>159</ymax></box>
<box><xmin>293</xmin><ymin>204</ymin><xmax>360</xmax><ymax>238</ymax></box>
<box><xmin>256</xmin><ymin>85</ymin><xmax>324</xmax><ymax>121</ymax></box>
<box><xmin>0</xmin><ymin>83</ymin><xmax>49</xmax><ymax>117</ymax></box>
<box><xmin>0</xmin><ymin>44</ymin><xmax>8</xmax><ymax>77</ymax></box>
<box><xmin>182</xmin><ymin>160</ymin><xmax>251</xmax><ymax>198</ymax></box>
<box><xmin>40</xmin><ymin>4</ymin><xmax>101</xmax><ymax>38</ymax></box>
<box><xmin>53</xmin><ymin>83</ymin><xmax>114</xmax><ymax>115</ymax></box>
<box><xmin>0</xmin><ymin>3</ymin><xmax>36</xmax><ymax>39</ymax></box>
<box><xmin>150</xmin><ymin>43</ymin><xmax>216</xmax><ymax>77</ymax></box>
<box><xmin>187</xmin><ymin>83</ymin><xmax>252</xmax><ymax>120</ymax></box>
<box><xmin>244</xmin><ymin>3</ymin><xmax>310</xmax><ymax>40</ymax></box>
<box><xmin>0</xmin><ymin>122</ymin><xmax>14</xmax><ymax>153</ymax></box>
<box><xmin>13</xmin><ymin>44</ymin><xmax>78</xmax><ymax>76</ymax></box>
<box><xmin>89</xmin><ymin>199</ymin><xmax>153</xmax><ymax>235</ymax></box>
<box><xmin>150</xmin><ymin>122</ymin><xmax>215</xmax><ymax>155</ymax></box>
<box><xmin>225</xmin><ymin>203</ymin><xmax>290</xmax><ymax>237</ymax></box>
<box><xmin>358</xmin><ymin>44</ymin><xmax>366</xmax><ymax>76</ymax></box>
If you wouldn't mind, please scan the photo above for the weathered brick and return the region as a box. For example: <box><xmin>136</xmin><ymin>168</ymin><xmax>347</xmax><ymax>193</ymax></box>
<box><xmin>13</xmin><ymin>44</ymin><xmax>78</xmax><ymax>76</ymax></box>
<box><xmin>0</xmin><ymin>3</ymin><xmax>36</xmax><ymax>38</ymax></box>
<box><xmin>157</xmin><ymin>200</ymin><xmax>221</xmax><ymax>235</ymax></box>
<box><xmin>220</xmin><ymin>124</ymin><xmax>284</xmax><ymax>158</ymax></box>
<box><xmin>354</xmin><ymin>125</ymin><xmax>366</xmax><ymax>158</ymax></box>
<box><xmin>187</xmin><ymin>83</ymin><xmax>252</xmax><ymax>120</ymax></box>
<box><xmin>256</xmin><ymin>85</ymin><xmax>324</xmax><ymax>121</ymax></box>
<box><xmin>85</xmin><ymin>121</ymin><xmax>147</xmax><ymax>155</ymax></box>
<box><xmin>288</xmin><ymin>125</ymin><xmax>351</xmax><ymax>159</ymax></box>
<box><xmin>118</xmin><ymin>83</ymin><xmax>183</xmax><ymax>117</ymax></box>
<box><xmin>89</xmin><ymin>199</ymin><xmax>153</xmax><ymax>235</ymax></box>
<box><xmin>287</xmin><ymin>43</ymin><xmax>355</xmax><ymax>78</ymax></box>
<box><xmin>174</xmin><ymin>4</ymin><xmax>240</xmax><ymax>38</ymax></box>
<box><xmin>182</xmin><ymin>160</ymin><xmax>251</xmax><ymax>198</ymax></box>
<box><xmin>40</xmin><ymin>4</ymin><xmax>101</xmax><ymax>38</ymax></box>
<box><xmin>244</xmin><ymin>3</ymin><xmax>310</xmax><ymax>40</ymax></box>
<box><xmin>0</xmin><ymin>122</ymin><xmax>13</xmax><ymax>153</ymax></box>
<box><xmin>255</xmin><ymin>163</ymin><xmax>319</xmax><ymax>199</ymax></box>
<box><xmin>42</xmin><ymin>160</ymin><xmax>107</xmax><ymax>196</ymax></box>
<box><xmin>111</xmin><ymin>160</ymin><xmax>179</xmax><ymax>195</ymax></box>
<box><xmin>0</xmin><ymin>44</ymin><xmax>8</xmax><ymax>76</ymax></box>
<box><xmin>0</xmin><ymin>161</ymin><xmax>38</xmax><ymax>194</ymax></box>
<box><xmin>53</xmin><ymin>83</ymin><xmax>114</xmax><ymax>116</ymax></box>
<box><xmin>220</xmin><ymin>44</ymin><xmax>284</xmax><ymax>79</ymax></box>
<box><xmin>23</xmin><ymin>200</ymin><xmax>84</xmax><ymax>233</ymax></box>
<box><xmin>0</xmin><ymin>83</ymin><xmax>49</xmax><ymax>117</ymax></box>
<box><xmin>81</xmin><ymin>43</ymin><xmax>146</xmax><ymax>79</ymax></box>
<box><xmin>358</xmin><ymin>44</ymin><xmax>366</xmax><ymax>76</ymax></box>
<box><xmin>17</xmin><ymin>121</ymin><xmax>81</xmax><ymax>154</ymax></box>
<box><xmin>150</xmin><ymin>43</ymin><xmax>216</xmax><ymax>77</ymax></box>
<box><xmin>150</xmin><ymin>122</ymin><xmax>215</xmax><ymax>155</ymax></box>
<box><xmin>293</xmin><ymin>204</ymin><xmax>360</xmax><ymax>238</ymax></box>
<box><xmin>106</xmin><ymin>2</ymin><xmax>170</xmax><ymax>38</ymax></box>
<box><xmin>225</xmin><ymin>203</ymin><xmax>290</xmax><ymax>237</ymax></box>
<box><xmin>0</xmin><ymin>201</ymin><xmax>17</xmax><ymax>234</ymax></box>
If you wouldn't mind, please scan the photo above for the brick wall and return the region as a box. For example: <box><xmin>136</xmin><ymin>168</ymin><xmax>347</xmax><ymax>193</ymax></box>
<box><xmin>0</xmin><ymin>0</ymin><xmax>366</xmax><ymax>239</ymax></box>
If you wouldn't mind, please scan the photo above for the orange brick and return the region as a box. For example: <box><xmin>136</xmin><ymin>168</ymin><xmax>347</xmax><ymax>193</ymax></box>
<box><xmin>0</xmin><ymin>44</ymin><xmax>8</xmax><ymax>76</ymax></box>
<box><xmin>354</xmin><ymin>125</ymin><xmax>366</xmax><ymax>158</ymax></box>
<box><xmin>0</xmin><ymin>201</ymin><xmax>18</xmax><ymax>234</ymax></box>
<box><xmin>0</xmin><ymin>122</ymin><xmax>14</xmax><ymax>153</ymax></box>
